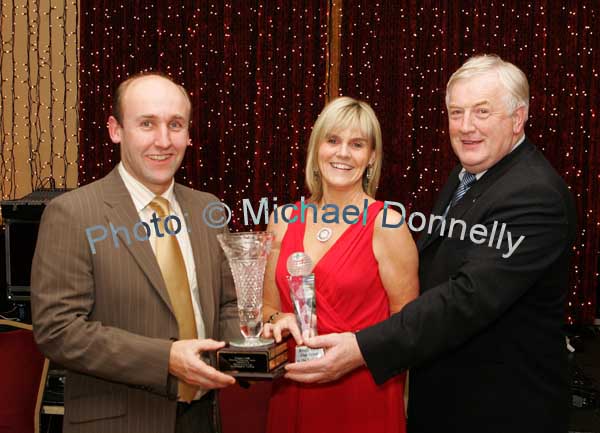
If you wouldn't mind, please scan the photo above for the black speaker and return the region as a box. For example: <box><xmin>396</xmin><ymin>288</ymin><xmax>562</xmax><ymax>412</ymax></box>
<box><xmin>1</xmin><ymin>189</ymin><xmax>70</xmax><ymax>302</ymax></box>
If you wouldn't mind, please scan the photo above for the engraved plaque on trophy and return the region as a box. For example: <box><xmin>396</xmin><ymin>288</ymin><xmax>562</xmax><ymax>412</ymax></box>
<box><xmin>287</xmin><ymin>252</ymin><xmax>325</xmax><ymax>362</ymax></box>
<box><xmin>216</xmin><ymin>340</ymin><xmax>288</xmax><ymax>379</ymax></box>
<box><xmin>216</xmin><ymin>231</ymin><xmax>287</xmax><ymax>378</ymax></box>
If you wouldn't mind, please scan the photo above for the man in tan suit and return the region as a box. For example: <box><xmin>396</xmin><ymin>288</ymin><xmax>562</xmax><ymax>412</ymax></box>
<box><xmin>31</xmin><ymin>73</ymin><xmax>239</xmax><ymax>433</ymax></box>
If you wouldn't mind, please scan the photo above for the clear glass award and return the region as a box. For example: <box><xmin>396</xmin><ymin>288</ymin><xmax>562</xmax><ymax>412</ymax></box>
<box><xmin>216</xmin><ymin>231</ymin><xmax>288</xmax><ymax>378</ymax></box>
<box><xmin>217</xmin><ymin>231</ymin><xmax>274</xmax><ymax>347</ymax></box>
<box><xmin>287</xmin><ymin>252</ymin><xmax>325</xmax><ymax>362</ymax></box>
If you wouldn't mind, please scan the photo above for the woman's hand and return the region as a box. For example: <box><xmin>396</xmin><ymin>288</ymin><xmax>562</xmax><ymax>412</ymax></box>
<box><xmin>262</xmin><ymin>312</ymin><xmax>303</xmax><ymax>345</ymax></box>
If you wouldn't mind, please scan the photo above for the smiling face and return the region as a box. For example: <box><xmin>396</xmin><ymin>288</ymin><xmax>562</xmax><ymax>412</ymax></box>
<box><xmin>107</xmin><ymin>75</ymin><xmax>191</xmax><ymax>195</ymax></box>
<box><xmin>317</xmin><ymin>127</ymin><xmax>375</xmax><ymax>195</ymax></box>
<box><xmin>447</xmin><ymin>71</ymin><xmax>526</xmax><ymax>173</ymax></box>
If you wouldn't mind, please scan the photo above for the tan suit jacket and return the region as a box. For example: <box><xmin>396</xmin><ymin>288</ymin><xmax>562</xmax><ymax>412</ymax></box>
<box><xmin>31</xmin><ymin>168</ymin><xmax>239</xmax><ymax>433</ymax></box>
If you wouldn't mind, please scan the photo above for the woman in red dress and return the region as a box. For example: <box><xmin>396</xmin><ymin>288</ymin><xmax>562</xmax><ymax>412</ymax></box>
<box><xmin>262</xmin><ymin>97</ymin><xmax>419</xmax><ymax>433</ymax></box>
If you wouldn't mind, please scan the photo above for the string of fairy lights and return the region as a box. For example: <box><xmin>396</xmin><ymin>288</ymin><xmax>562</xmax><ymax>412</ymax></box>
<box><xmin>335</xmin><ymin>1</ymin><xmax>599</xmax><ymax>324</ymax></box>
<box><xmin>78</xmin><ymin>1</ymin><xmax>329</xmax><ymax>233</ymax></box>
<box><xmin>0</xmin><ymin>0</ymin><xmax>78</xmax><ymax>200</ymax></box>
<box><xmin>0</xmin><ymin>1</ymin><xmax>597</xmax><ymax>322</ymax></box>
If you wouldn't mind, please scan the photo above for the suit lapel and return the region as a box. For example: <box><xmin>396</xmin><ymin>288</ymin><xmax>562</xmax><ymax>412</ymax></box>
<box><xmin>448</xmin><ymin>138</ymin><xmax>535</xmax><ymax>224</ymax></box>
<box><xmin>101</xmin><ymin>168</ymin><xmax>174</xmax><ymax>315</ymax></box>
<box><xmin>418</xmin><ymin>138</ymin><xmax>536</xmax><ymax>253</ymax></box>
<box><xmin>175</xmin><ymin>185</ymin><xmax>215</xmax><ymax>338</ymax></box>
<box><xmin>417</xmin><ymin>165</ymin><xmax>461</xmax><ymax>251</ymax></box>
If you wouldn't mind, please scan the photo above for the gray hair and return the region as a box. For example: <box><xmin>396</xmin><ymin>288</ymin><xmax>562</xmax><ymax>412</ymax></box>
<box><xmin>446</xmin><ymin>54</ymin><xmax>529</xmax><ymax>119</ymax></box>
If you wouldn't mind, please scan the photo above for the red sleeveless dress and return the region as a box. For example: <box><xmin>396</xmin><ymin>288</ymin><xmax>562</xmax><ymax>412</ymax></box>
<box><xmin>266</xmin><ymin>201</ymin><xmax>406</xmax><ymax>433</ymax></box>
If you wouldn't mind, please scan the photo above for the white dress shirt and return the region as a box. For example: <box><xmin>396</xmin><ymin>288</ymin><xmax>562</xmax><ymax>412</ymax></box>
<box><xmin>117</xmin><ymin>163</ymin><xmax>206</xmax><ymax>340</ymax></box>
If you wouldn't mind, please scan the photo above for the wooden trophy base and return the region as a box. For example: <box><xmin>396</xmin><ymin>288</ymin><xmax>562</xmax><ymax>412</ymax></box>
<box><xmin>217</xmin><ymin>339</ymin><xmax>288</xmax><ymax>379</ymax></box>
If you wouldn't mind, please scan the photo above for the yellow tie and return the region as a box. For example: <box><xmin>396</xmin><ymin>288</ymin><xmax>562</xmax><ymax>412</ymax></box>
<box><xmin>148</xmin><ymin>197</ymin><xmax>198</xmax><ymax>402</ymax></box>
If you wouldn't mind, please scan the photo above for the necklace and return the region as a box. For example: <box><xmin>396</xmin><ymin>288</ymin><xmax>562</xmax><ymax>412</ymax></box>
<box><xmin>314</xmin><ymin>196</ymin><xmax>367</xmax><ymax>243</ymax></box>
<box><xmin>316</xmin><ymin>227</ymin><xmax>333</xmax><ymax>242</ymax></box>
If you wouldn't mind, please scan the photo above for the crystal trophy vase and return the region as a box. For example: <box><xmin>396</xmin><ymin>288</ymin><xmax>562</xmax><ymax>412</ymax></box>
<box><xmin>217</xmin><ymin>231</ymin><xmax>274</xmax><ymax>347</ymax></box>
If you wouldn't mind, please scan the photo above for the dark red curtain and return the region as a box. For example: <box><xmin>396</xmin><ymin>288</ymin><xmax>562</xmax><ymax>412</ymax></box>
<box><xmin>79</xmin><ymin>0</ymin><xmax>328</xmax><ymax>226</ymax></box>
<box><xmin>339</xmin><ymin>0</ymin><xmax>600</xmax><ymax>324</ymax></box>
<box><xmin>79</xmin><ymin>1</ymin><xmax>598</xmax><ymax>323</ymax></box>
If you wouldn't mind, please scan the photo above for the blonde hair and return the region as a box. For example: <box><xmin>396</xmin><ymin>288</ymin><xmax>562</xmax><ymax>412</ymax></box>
<box><xmin>446</xmin><ymin>54</ymin><xmax>529</xmax><ymax>119</ymax></box>
<box><xmin>305</xmin><ymin>97</ymin><xmax>382</xmax><ymax>202</ymax></box>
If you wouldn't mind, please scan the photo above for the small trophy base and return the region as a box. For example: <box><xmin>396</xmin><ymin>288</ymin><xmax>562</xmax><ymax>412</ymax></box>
<box><xmin>217</xmin><ymin>340</ymin><xmax>288</xmax><ymax>379</ymax></box>
<box><xmin>295</xmin><ymin>346</ymin><xmax>325</xmax><ymax>362</ymax></box>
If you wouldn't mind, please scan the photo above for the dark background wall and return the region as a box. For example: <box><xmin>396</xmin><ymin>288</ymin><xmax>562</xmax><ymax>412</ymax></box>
<box><xmin>78</xmin><ymin>0</ymin><xmax>599</xmax><ymax>324</ymax></box>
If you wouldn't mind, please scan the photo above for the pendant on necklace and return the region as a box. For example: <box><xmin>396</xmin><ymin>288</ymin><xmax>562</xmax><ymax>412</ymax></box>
<box><xmin>316</xmin><ymin>227</ymin><xmax>333</xmax><ymax>242</ymax></box>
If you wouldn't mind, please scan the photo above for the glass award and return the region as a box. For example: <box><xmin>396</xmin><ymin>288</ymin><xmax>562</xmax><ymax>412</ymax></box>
<box><xmin>217</xmin><ymin>231</ymin><xmax>287</xmax><ymax>378</ymax></box>
<box><xmin>286</xmin><ymin>252</ymin><xmax>325</xmax><ymax>362</ymax></box>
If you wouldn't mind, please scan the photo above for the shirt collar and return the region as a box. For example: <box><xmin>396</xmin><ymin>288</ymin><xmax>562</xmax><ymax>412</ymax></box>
<box><xmin>117</xmin><ymin>162</ymin><xmax>175</xmax><ymax>213</ymax></box>
<box><xmin>459</xmin><ymin>134</ymin><xmax>526</xmax><ymax>181</ymax></box>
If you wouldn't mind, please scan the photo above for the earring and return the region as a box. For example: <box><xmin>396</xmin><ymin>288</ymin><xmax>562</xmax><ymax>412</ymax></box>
<box><xmin>313</xmin><ymin>169</ymin><xmax>320</xmax><ymax>179</ymax></box>
<box><xmin>366</xmin><ymin>165</ymin><xmax>373</xmax><ymax>180</ymax></box>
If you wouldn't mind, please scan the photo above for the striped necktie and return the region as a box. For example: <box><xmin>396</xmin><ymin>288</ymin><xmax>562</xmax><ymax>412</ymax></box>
<box><xmin>450</xmin><ymin>171</ymin><xmax>477</xmax><ymax>207</ymax></box>
<box><xmin>148</xmin><ymin>196</ymin><xmax>198</xmax><ymax>402</ymax></box>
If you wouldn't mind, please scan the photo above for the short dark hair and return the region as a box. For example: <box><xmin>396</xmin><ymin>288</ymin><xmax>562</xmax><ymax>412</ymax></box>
<box><xmin>112</xmin><ymin>71</ymin><xmax>192</xmax><ymax>125</ymax></box>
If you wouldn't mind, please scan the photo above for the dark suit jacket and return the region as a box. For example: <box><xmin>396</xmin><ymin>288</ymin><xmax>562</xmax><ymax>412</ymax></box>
<box><xmin>31</xmin><ymin>168</ymin><xmax>239</xmax><ymax>433</ymax></box>
<box><xmin>357</xmin><ymin>139</ymin><xmax>576</xmax><ymax>433</ymax></box>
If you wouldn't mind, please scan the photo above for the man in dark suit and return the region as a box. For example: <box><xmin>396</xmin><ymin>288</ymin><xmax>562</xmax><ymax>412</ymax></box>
<box><xmin>286</xmin><ymin>55</ymin><xmax>577</xmax><ymax>433</ymax></box>
<box><xmin>31</xmin><ymin>73</ymin><xmax>239</xmax><ymax>433</ymax></box>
